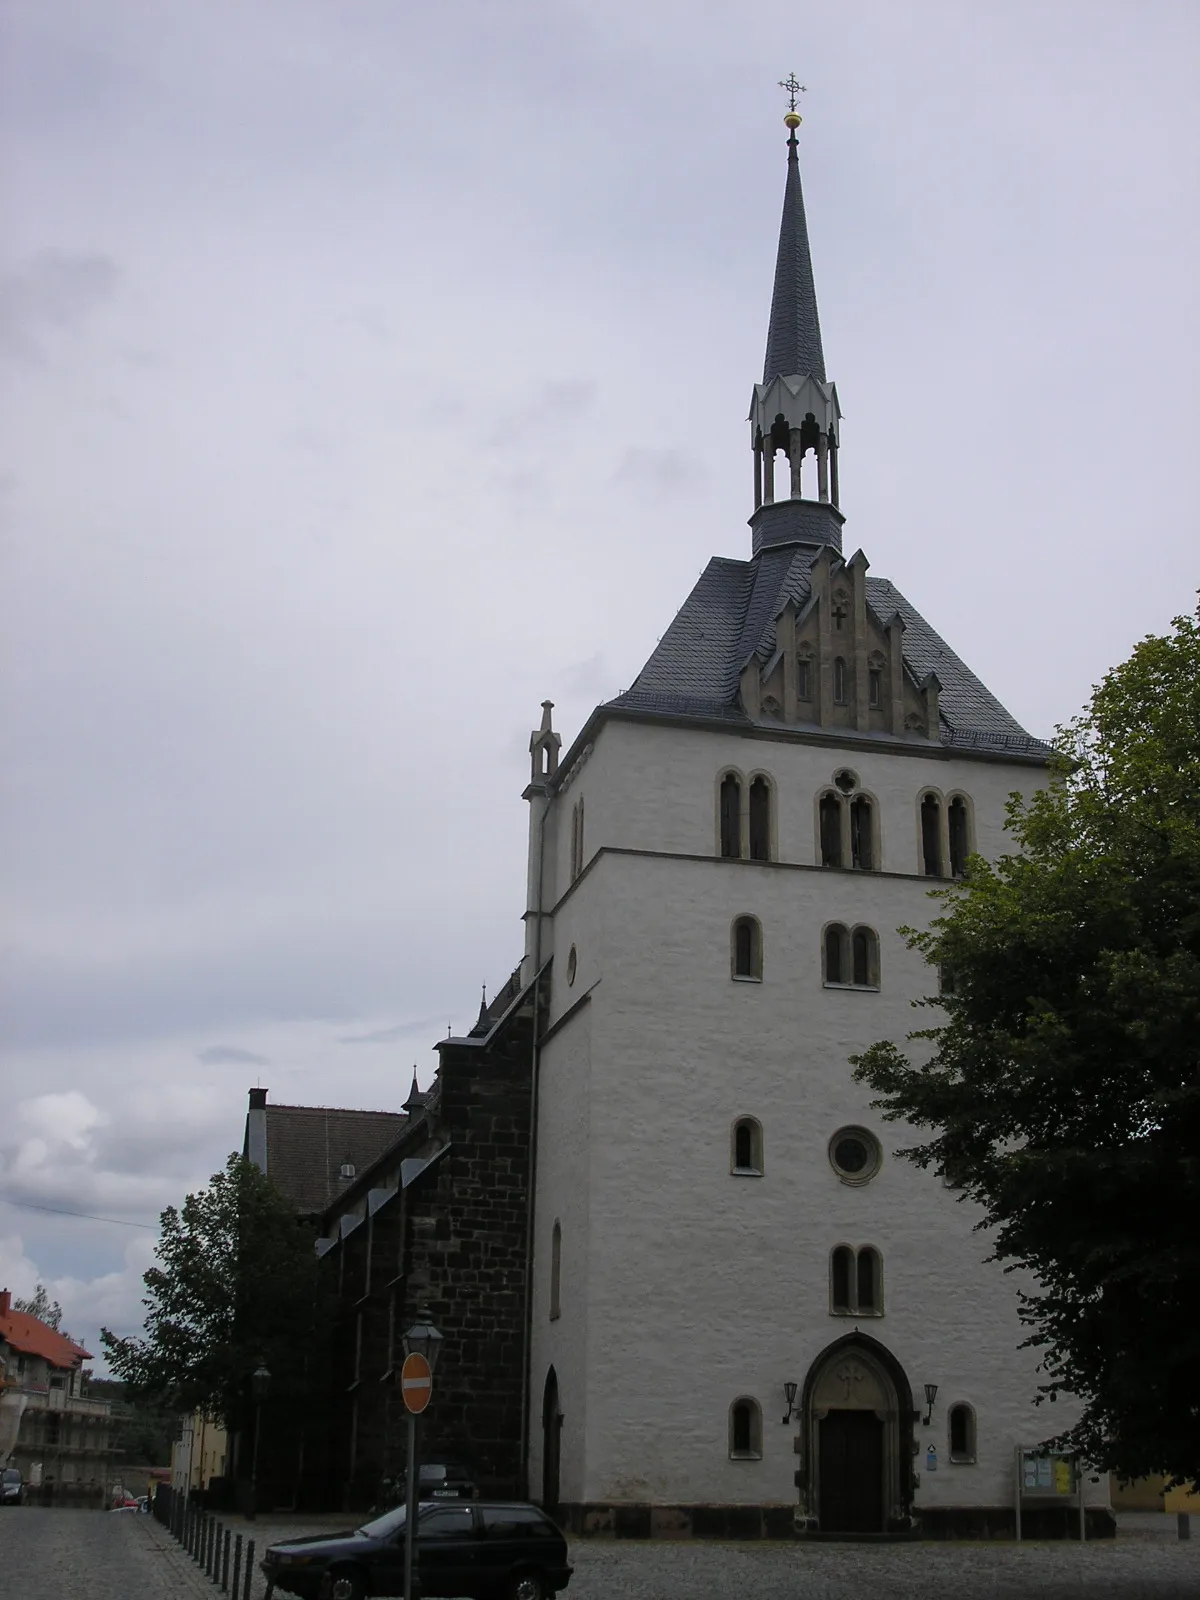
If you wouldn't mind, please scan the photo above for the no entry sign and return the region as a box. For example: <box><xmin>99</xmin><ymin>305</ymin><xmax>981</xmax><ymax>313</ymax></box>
<box><xmin>400</xmin><ymin>1352</ymin><xmax>433</xmax><ymax>1414</ymax></box>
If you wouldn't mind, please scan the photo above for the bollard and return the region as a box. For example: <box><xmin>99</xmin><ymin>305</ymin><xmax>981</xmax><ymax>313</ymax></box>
<box><xmin>1179</xmin><ymin>1512</ymin><xmax>1191</xmax><ymax>1541</ymax></box>
<box><xmin>232</xmin><ymin>1533</ymin><xmax>242</xmax><ymax>1598</ymax></box>
<box><xmin>222</xmin><ymin>1526</ymin><xmax>231</xmax><ymax>1590</ymax></box>
<box><xmin>242</xmin><ymin>1539</ymin><xmax>255</xmax><ymax>1600</ymax></box>
<box><xmin>191</xmin><ymin>1510</ymin><xmax>199</xmax><ymax>1560</ymax></box>
<box><xmin>206</xmin><ymin>1517</ymin><xmax>215</xmax><ymax>1578</ymax></box>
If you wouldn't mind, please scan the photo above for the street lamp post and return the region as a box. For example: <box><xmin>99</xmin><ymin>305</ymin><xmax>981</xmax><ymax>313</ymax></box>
<box><xmin>249</xmin><ymin>1363</ymin><xmax>271</xmax><ymax>1521</ymax></box>
<box><xmin>401</xmin><ymin>1308</ymin><xmax>443</xmax><ymax>1600</ymax></box>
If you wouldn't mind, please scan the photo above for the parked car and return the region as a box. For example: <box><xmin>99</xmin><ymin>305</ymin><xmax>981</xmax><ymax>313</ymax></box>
<box><xmin>262</xmin><ymin>1499</ymin><xmax>571</xmax><ymax>1600</ymax></box>
<box><xmin>1</xmin><ymin>1467</ymin><xmax>22</xmax><ymax>1506</ymax></box>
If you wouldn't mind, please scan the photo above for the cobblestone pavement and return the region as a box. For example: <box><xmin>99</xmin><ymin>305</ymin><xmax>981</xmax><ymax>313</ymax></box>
<box><xmin>3</xmin><ymin>1505</ymin><xmax>1194</xmax><ymax>1599</ymax></box>
<box><xmin>152</xmin><ymin>1508</ymin><xmax>1198</xmax><ymax>1600</ymax></box>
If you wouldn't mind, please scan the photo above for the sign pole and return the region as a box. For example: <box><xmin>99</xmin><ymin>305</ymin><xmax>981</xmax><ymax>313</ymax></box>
<box><xmin>403</xmin><ymin>1410</ymin><xmax>419</xmax><ymax>1600</ymax></box>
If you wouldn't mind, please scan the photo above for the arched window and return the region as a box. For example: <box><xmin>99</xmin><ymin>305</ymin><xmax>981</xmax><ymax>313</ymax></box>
<box><xmin>921</xmin><ymin>792</ymin><xmax>943</xmax><ymax>876</ymax></box>
<box><xmin>731</xmin><ymin>1117</ymin><xmax>763</xmax><ymax>1175</ymax></box>
<box><xmin>719</xmin><ymin>773</ymin><xmax>742</xmax><ymax>859</ymax></box>
<box><xmin>819</xmin><ymin>792</ymin><xmax>843</xmax><ymax>867</ymax></box>
<box><xmin>830</xmin><ymin>1245</ymin><xmax>884</xmax><ymax>1316</ymax></box>
<box><xmin>824</xmin><ymin>924</ymin><xmax>848</xmax><ymax>985</ymax></box>
<box><xmin>830</xmin><ymin>1246</ymin><xmax>853</xmax><ymax>1312</ymax></box>
<box><xmin>549</xmin><ymin>1220</ymin><xmax>562</xmax><ymax>1321</ymax></box>
<box><xmin>948</xmin><ymin>796</ymin><xmax>970</xmax><ymax>878</ymax></box>
<box><xmin>748</xmin><ymin>776</ymin><xmax>771</xmax><ymax>861</ymax></box>
<box><xmin>851</xmin><ymin>927</ymin><xmax>879</xmax><ymax>988</ymax></box>
<box><xmin>868</xmin><ymin>667</ymin><xmax>882</xmax><ymax>708</ymax></box>
<box><xmin>949</xmin><ymin>1403</ymin><xmax>976</xmax><ymax>1463</ymax></box>
<box><xmin>833</xmin><ymin>657</ymin><xmax>848</xmax><ymax>704</ymax></box>
<box><xmin>850</xmin><ymin>794</ymin><xmax>874</xmax><ymax>870</ymax></box>
<box><xmin>731</xmin><ymin>916</ymin><xmax>763</xmax><ymax>982</ymax></box>
<box><xmin>797</xmin><ymin>654</ymin><xmax>812</xmax><ymax>701</ymax></box>
<box><xmin>728</xmin><ymin>1397</ymin><xmax>762</xmax><ymax>1459</ymax></box>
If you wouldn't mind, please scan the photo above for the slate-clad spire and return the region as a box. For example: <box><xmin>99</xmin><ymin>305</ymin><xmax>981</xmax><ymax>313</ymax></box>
<box><xmin>762</xmin><ymin>125</ymin><xmax>825</xmax><ymax>385</ymax></box>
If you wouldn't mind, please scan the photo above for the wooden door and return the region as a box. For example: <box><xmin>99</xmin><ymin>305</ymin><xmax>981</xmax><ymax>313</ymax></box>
<box><xmin>818</xmin><ymin>1409</ymin><xmax>885</xmax><ymax>1532</ymax></box>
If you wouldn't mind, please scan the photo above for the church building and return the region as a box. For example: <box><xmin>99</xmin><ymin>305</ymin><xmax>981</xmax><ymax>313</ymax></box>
<box><xmin>516</xmin><ymin>111</ymin><xmax>1113</xmax><ymax>1538</ymax></box>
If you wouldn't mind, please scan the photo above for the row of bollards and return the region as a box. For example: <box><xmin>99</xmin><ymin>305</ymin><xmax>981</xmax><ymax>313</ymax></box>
<box><xmin>167</xmin><ymin>1493</ymin><xmax>255</xmax><ymax>1599</ymax></box>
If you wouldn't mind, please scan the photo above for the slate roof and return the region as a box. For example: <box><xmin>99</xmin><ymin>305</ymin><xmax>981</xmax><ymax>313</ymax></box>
<box><xmin>763</xmin><ymin>131</ymin><xmax>825</xmax><ymax>384</ymax></box>
<box><xmin>606</xmin><ymin>549</ymin><xmax>1050</xmax><ymax>760</ymax></box>
<box><xmin>263</xmin><ymin>1104</ymin><xmax>409</xmax><ymax>1216</ymax></box>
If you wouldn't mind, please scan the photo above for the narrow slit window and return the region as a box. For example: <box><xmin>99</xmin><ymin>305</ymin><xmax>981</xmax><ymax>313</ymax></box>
<box><xmin>731</xmin><ymin>1117</ymin><xmax>762</xmax><ymax>1174</ymax></box>
<box><xmin>833</xmin><ymin>657</ymin><xmax>848</xmax><ymax>704</ymax></box>
<box><xmin>852</xmin><ymin>928</ymin><xmax>873</xmax><ymax>988</ymax></box>
<box><xmin>921</xmin><ymin>793</ymin><xmax>943</xmax><ymax>876</ymax></box>
<box><xmin>729</xmin><ymin>1398</ymin><xmax>761</xmax><ymax>1458</ymax></box>
<box><xmin>550</xmin><ymin>1220</ymin><xmax>562</xmax><ymax>1320</ymax></box>
<box><xmin>868</xmin><ymin>668</ymin><xmax>882</xmax><ymax>708</ymax></box>
<box><xmin>819</xmin><ymin>793</ymin><xmax>843</xmax><ymax>867</ymax></box>
<box><xmin>850</xmin><ymin>795</ymin><xmax>873</xmax><ymax>870</ymax></box>
<box><xmin>949</xmin><ymin>1403</ymin><xmax>976</xmax><ymax>1462</ymax></box>
<box><xmin>748</xmin><ymin>777</ymin><xmax>771</xmax><ymax>861</ymax></box>
<box><xmin>732</xmin><ymin>917</ymin><xmax>762</xmax><ymax>982</ymax></box>
<box><xmin>857</xmin><ymin>1247</ymin><xmax>879</xmax><ymax>1312</ymax></box>
<box><xmin>824</xmin><ymin>925</ymin><xmax>846</xmax><ymax>985</ymax></box>
<box><xmin>797</xmin><ymin>656</ymin><xmax>812</xmax><ymax>700</ymax></box>
<box><xmin>831</xmin><ymin>1246</ymin><xmax>853</xmax><ymax>1312</ymax></box>
<box><xmin>720</xmin><ymin>774</ymin><xmax>742</xmax><ymax>859</ymax></box>
<box><xmin>948</xmin><ymin>797</ymin><xmax>970</xmax><ymax>878</ymax></box>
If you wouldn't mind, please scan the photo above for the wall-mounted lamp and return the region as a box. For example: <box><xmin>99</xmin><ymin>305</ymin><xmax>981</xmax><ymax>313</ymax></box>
<box><xmin>781</xmin><ymin>1380</ymin><xmax>798</xmax><ymax>1424</ymax></box>
<box><xmin>922</xmin><ymin>1383</ymin><xmax>938</xmax><ymax>1426</ymax></box>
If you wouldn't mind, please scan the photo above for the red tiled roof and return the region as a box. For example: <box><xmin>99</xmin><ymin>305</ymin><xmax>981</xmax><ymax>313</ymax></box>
<box><xmin>0</xmin><ymin>1306</ymin><xmax>91</xmax><ymax>1367</ymax></box>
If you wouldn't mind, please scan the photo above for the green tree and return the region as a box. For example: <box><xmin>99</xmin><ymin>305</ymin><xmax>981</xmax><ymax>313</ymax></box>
<box><xmin>852</xmin><ymin>608</ymin><xmax>1200</xmax><ymax>1488</ymax></box>
<box><xmin>15</xmin><ymin>1282</ymin><xmax>65</xmax><ymax>1330</ymax></box>
<box><xmin>101</xmin><ymin>1154</ymin><xmax>330</xmax><ymax>1436</ymax></box>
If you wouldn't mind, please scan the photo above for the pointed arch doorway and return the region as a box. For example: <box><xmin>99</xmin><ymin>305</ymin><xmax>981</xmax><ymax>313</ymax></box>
<box><xmin>799</xmin><ymin>1333</ymin><xmax>914</xmax><ymax>1534</ymax></box>
<box><xmin>541</xmin><ymin>1367</ymin><xmax>563</xmax><ymax>1519</ymax></box>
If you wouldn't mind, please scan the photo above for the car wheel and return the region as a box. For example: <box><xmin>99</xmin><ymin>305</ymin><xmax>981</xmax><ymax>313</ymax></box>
<box><xmin>326</xmin><ymin>1570</ymin><xmax>367</xmax><ymax>1600</ymax></box>
<box><xmin>506</xmin><ymin>1570</ymin><xmax>548</xmax><ymax>1600</ymax></box>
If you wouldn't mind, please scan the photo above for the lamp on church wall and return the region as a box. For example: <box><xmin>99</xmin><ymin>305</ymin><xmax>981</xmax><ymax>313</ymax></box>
<box><xmin>781</xmin><ymin>1380</ymin><xmax>798</xmax><ymax>1424</ymax></box>
<box><xmin>922</xmin><ymin>1383</ymin><xmax>938</xmax><ymax>1425</ymax></box>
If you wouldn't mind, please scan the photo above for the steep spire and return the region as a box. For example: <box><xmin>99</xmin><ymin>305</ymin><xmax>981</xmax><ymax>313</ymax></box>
<box><xmin>762</xmin><ymin>123</ymin><xmax>825</xmax><ymax>385</ymax></box>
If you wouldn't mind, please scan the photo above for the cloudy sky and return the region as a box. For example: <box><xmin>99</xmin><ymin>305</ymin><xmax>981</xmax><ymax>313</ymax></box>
<box><xmin>1</xmin><ymin>0</ymin><xmax>1196</xmax><ymax>1366</ymax></box>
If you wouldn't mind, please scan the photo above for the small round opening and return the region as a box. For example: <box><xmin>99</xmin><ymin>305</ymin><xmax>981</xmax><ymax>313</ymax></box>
<box><xmin>834</xmin><ymin>769</ymin><xmax>858</xmax><ymax>795</ymax></box>
<box><xmin>828</xmin><ymin>1126</ymin><xmax>881</xmax><ymax>1185</ymax></box>
<box><xmin>566</xmin><ymin>945</ymin><xmax>577</xmax><ymax>986</ymax></box>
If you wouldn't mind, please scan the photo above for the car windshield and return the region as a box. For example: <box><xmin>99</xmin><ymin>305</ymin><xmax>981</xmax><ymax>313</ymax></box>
<box><xmin>358</xmin><ymin>1505</ymin><xmax>406</xmax><ymax>1540</ymax></box>
<box><xmin>3</xmin><ymin>1470</ymin><xmax>20</xmax><ymax>1483</ymax></box>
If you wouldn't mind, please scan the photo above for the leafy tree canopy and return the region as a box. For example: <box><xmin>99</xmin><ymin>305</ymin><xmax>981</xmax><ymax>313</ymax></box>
<box><xmin>15</xmin><ymin>1282</ymin><xmax>65</xmax><ymax>1331</ymax></box>
<box><xmin>853</xmin><ymin>608</ymin><xmax>1200</xmax><ymax>1488</ymax></box>
<box><xmin>101</xmin><ymin>1154</ymin><xmax>329</xmax><ymax>1433</ymax></box>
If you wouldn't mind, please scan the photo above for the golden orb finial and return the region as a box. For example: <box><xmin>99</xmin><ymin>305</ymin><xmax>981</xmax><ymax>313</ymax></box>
<box><xmin>784</xmin><ymin>110</ymin><xmax>802</xmax><ymax>130</ymax></box>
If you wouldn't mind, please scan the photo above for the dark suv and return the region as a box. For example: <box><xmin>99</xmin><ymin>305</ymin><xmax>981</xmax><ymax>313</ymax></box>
<box><xmin>262</xmin><ymin>1500</ymin><xmax>570</xmax><ymax>1600</ymax></box>
<box><xmin>1</xmin><ymin>1467</ymin><xmax>22</xmax><ymax>1507</ymax></box>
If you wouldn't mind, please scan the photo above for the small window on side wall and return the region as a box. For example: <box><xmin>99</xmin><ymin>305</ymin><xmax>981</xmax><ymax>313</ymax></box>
<box><xmin>949</xmin><ymin>1402</ymin><xmax>976</xmax><ymax>1463</ymax></box>
<box><xmin>719</xmin><ymin>773</ymin><xmax>742</xmax><ymax>859</ymax></box>
<box><xmin>731</xmin><ymin>916</ymin><xmax>763</xmax><ymax>982</ymax></box>
<box><xmin>728</xmin><ymin>1397</ymin><xmax>762</xmax><ymax>1459</ymax></box>
<box><xmin>921</xmin><ymin>793</ymin><xmax>943</xmax><ymax>876</ymax></box>
<box><xmin>948</xmin><ymin>796</ymin><xmax>971</xmax><ymax>878</ymax></box>
<box><xmin>819</xmin><ymin>792</ymin><xmax>843</xmax><ymax>867</ymax></box>
<box><xmin>833</xmin><ymin>657</ymin><xmax>848</xmax><ymax>704</ymax></box>
<box><xmin>829</xmin><ymin>1244</ymin><xmax>884</xmax><ymax>1316</ymax></box>
<box><xmin>748</xmin><ymin>776</ymin><xmax>771</xmax><ymax>861</ymax></box>
<box><xmin>731</xmin><ymin>1117</ymin><xmax>763</xmax><ymax>1176</ymax></box>
<box><xmin>549</xmin><ymin>1220</ymin><xmax>562</xmax><ymax>1321</ymax></box>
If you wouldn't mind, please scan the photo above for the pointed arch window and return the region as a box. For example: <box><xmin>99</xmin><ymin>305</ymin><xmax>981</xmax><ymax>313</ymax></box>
<box><xmin>833</xmin><ymin>657</ymin><xmax>848</xmax><ymax>705</ymax></box>
<box><xmin>728</xmin><ymin>1397</ymin><xmax>762</xmax><ymax>1459</ymax></box>
<box><xmin>920</xmin><ymin>793</ymin><xmax>943</xmax><ymax>876</ymax></box>
<box><xmin>731</xmin><ymin>916</ymin><xmax>763</xmax><ymax>982</ymax></box>
<box><xmin>731</xmin><ymin>1117</ymin><xmax>763</xmax><ymax>1175</ymax></box>
<box><xmin>948</xmin><ymin>796</ymin><xmax>971</xmax><ymax>878</ymax></box>
<box><xmin>796</xmin><ymin>654</ymin><xmax>812</xmax><ymax>701</ymax></box>
<box><xmin>850</xmin><ymin>795</ymin><xmax>874</xmax><ymax>870</ymax></box>
<box><xmin>819</xmin><ymin>792</ymin><xmax>843</xmax><ymax>867</ymax></box>
<box><xmin>549</xmin><ymin>1220</ymin><xmax>562</xmax><ymax>1321</ymax></box>
<box><xmin>719</xmin><ymin>773</ymin><xmax>742</xmax><ymax>859</ymax></box>
<box><xmin>830</xmin><ymin>1245</ymin><xmax>883</xmax><ymax>1315</ymax></box>
<box><xmin>748</xmin><ymin>776</ymin><xmax>771</xmax><ymax>861</ymax></box>
<box><xmin>868</xmin><ymin>667</ymin><xmax>882</xmax><ymax>708</ymax></box>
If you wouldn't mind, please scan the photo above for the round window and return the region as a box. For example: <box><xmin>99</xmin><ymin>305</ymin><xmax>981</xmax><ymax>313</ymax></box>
<box><xmin>828</xmin><ymin>1126</ymin><xmax>881</xmax><ymax>1185</ymax></box>
<box><xmin>566</xmin><ymin>945</ymin><xmax>577</xmax><ymax>986</ymax></box>
<box><xmin>833</xmin><ymin>768</ymin><xmax>858</xmax><ymax>795</ymax></box>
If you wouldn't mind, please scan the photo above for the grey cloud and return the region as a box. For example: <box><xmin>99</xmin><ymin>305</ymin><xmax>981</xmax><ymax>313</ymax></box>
<box><xmin>197</xmin><ymin>1045</ymin><xmax>271</xmax><ymax>1066</ymax></box>
<box><xmin>0</xmin><ymin>250</ymin><xmax>119</xmax><ymax>361</ymax></box>
<box><xmin>611</xmin><ymin>447</ymin><xmax>701</xmax><ymax>500</ymax></box>
<box><xmin>338</xmin><ymin>1017</ymin><xmax>446</xmax><ymax>1046</ymax></box>
<box><xmin>484</xmin><ymin>379</ymin><xmax>599</xmax><ymax>449</ymax></box>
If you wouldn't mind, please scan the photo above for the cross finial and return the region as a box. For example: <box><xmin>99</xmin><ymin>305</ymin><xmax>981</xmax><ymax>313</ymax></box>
<box><xmin>778</xmin><ymin>73</ymin><xmax>806</xmax><ymax>115</ymax></box>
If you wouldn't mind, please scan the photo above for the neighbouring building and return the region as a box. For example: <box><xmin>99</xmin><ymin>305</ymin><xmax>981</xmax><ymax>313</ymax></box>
<box><xmin>169</xmin><ymin>1411</ymin><xmax>228</xmax><ymax>1500</ymax></box>
<box><xmin>0</xmin><ymin>1287</ymin><xmax>114</xmax><ymax>1506</ymax></box>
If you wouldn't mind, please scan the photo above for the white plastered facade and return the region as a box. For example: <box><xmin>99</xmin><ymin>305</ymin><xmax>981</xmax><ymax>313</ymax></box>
<box><xmin>525</xmin><ymin>717</ymin><xmax>1109</xmax><ymax>1524</ymax></box>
